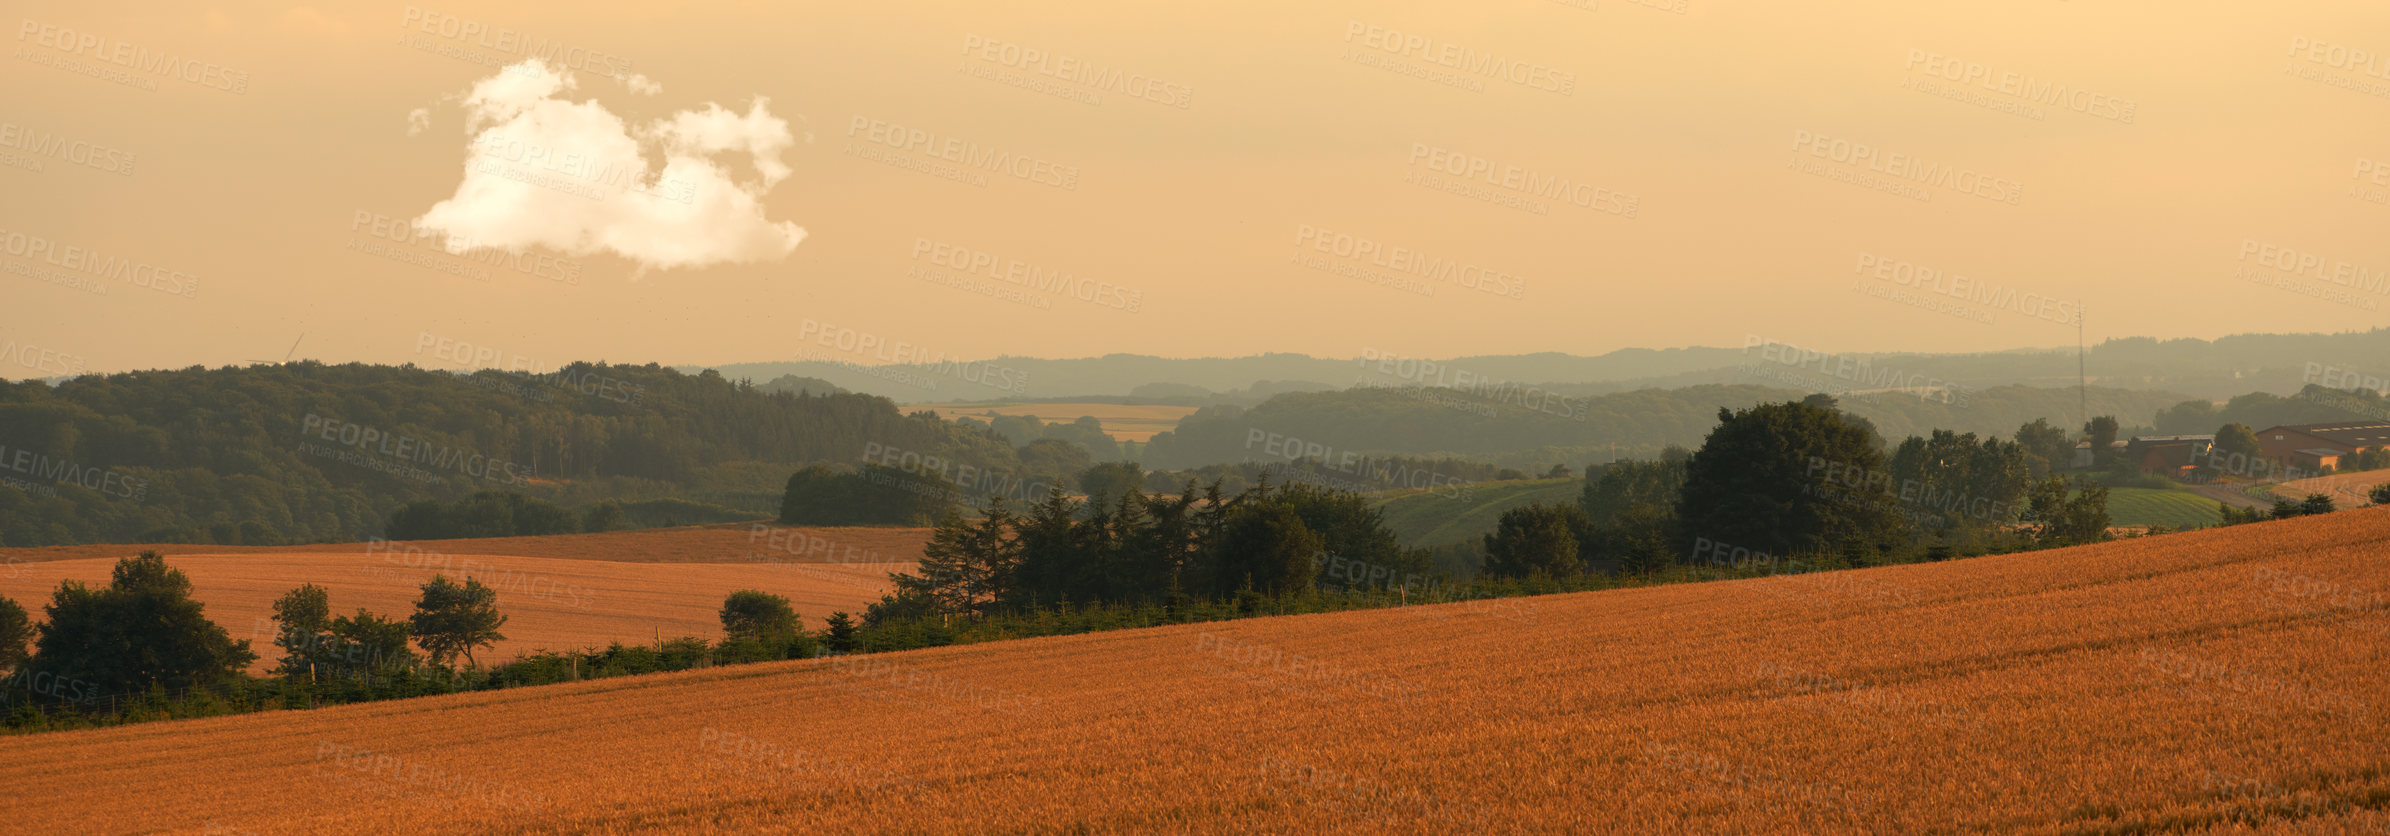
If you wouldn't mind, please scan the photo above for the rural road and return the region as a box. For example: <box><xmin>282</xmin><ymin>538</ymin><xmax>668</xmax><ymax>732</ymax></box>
<box><xmin>2185</xmin><ymin>482</ymin><xmax>2269</xmax><ymax>510</ymax></box>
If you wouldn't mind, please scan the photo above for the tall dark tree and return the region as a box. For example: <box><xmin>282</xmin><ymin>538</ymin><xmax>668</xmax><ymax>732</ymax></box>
<box><xmin>409</xmin><ymin>575</ymin><xmax>508</xmax><ymax>669</ymax></box>
<box><xmin>1077</xmin><ymin>461</ymin><xmax>1146</xmax><ymax>512</ymax></box>
<box><xmin>1482</xmin><ymin>503</ymin><xmax>1587</xmax><ymax>579</ymax></box>
<box><xmin>1273</xmin><ymin>482</ymin><xmax>1426</xmax><ymax>580</ymax></box>
<box><xmin>1007</xmin><ymin>487</ymin><xmax>1099</xmax><ymax>606</ymax></box>
<box><xmin>719</xmin><ymin>590</ymin><xmax>801</xmax><ymax>643</ymax></box>
<box><xmin>26</xmin><ymin>551</ymin><xmax>256</xmax><ymax>697</ymax></box>
<box><xmin>1579</xmin><ymin>453</ymin><xmax>1689</xmax><ymax>524</ymax></box>
<box><xmin>0</xmin><ymin>596</ymin><xmax>29</xmax><ymax>674</ymax></box>
<box><xmin>1201</xmin><ymin>503</ymin><xmax>1323</xmax><ymax>598</ymax></box>
<box><xmin>2013</xmin><ymin>419</ymin><xmax>2072</xmax><ymax>475</ymax></box>
<box><xmin>1678</xmin><ymin>401</ymin><xmax>1904</xmax><ymax>559</ymax></box>
<box><xmin>1886</xmin><ymin>430</ymin><xmax>2030</xmax><ymax>533</ymax></box>
<box><xmin>270</xmin><ymin>583</ymin><xmax>333</xmax><ymax>680</ymax></box>
<box><xmin>2214</xmin><ymin>422</ymin><xmax>2261</xmax><ymax>461</ymax></box>
<box><xmin>823</xmin><ymin>612</ymin><xmax>860</xmax><ymax>653</ymax></box>
<box><xmin>2025</xmin><ymin>478</ymin><xmax>2111</xmax><ymax>546</ymax></box>
<box><xmin>901</xmin><ymin>508</ymin><xmax>1017</xmax><ymax>618</ymax></box>
<box><xmin>2083</xmin><ymin>415</ymin><xmax>2120</xmax><ymax>468</ymax></box>
<box><xmin>322</xmin><ymin>610</ymin><xmax>415</xmax><ymax>682</ymax></box>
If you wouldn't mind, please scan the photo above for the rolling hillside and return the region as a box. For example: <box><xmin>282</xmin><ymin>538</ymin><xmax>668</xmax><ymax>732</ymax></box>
<box><xmin>6</xmin><ymin>508</ymin><xmax>2384</xmax><ymax>832</ymax></box>
<box><xmin>1372</xmin><ymin>477</ymin><xmax>1580</xmax><ymax>548</ymax></box>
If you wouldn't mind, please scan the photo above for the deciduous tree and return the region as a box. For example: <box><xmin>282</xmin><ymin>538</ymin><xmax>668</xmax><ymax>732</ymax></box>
<box><xmin>410</xmin><ymin>574</ymin><xmax>508</xmax><ymax>669</ymax></box>
<box><xmin>26</xmin><ymin>551</ymin><xmax>256</xmax><ymax>696</ymax></box>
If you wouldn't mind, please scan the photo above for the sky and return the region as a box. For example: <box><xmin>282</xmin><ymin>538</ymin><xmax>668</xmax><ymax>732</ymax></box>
<box><xmin>3</xmin><ymin>0</ymin><xmax>2388</xmax><ymax>379</ymax></box>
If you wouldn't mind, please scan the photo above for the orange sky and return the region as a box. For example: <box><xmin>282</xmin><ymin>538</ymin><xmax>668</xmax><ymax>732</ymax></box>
<box><xmin>3</xmin><ymin>1</ymin><xmax>2388</xmax><ymax>379</ymax></box>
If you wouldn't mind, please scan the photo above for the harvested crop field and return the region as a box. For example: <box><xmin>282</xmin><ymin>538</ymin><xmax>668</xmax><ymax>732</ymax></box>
<box><xmin>0</xmin><ymin>524</ymin><xmax>927</xmax><ymax>675</ymax></box>
<box><xmin>0</xmin><ymin>552</ymin><xmax>908</xmax><ymax>676</ymax></box>
<box><xmin>5</xmin><ymin>509</ymin><xmax>2388</xmax><ymax>833</ymax></box>
<box><xmin>2270</xmin><ymin>468</ymin><xmax>2390</xmax><ymax>507</ymax></box>
<box><xmin>0</xmin><ymin>521</ymin><xmax>934</xmax><ymax>566</ymax></box>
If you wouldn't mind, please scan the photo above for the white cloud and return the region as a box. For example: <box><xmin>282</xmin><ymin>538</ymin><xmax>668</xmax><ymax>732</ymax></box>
<box><xmin>406</xmin><ymin>107</ymin><xmax>429</xmax><ymax>136</ymax></box>
<box><xmin>413</xmin><ymin>59</ymin><xmax>805</xmax><ymax>275</ymax></box>
<box><xmin>623</xmin><ymin>73</ymin><xmax>662</xmax><ymax>96</ymax></box>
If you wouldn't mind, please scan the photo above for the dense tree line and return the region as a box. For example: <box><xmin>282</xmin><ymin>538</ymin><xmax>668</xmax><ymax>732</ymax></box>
<box><xmin>869</xmin><ymin>479</ymin><xmax>1431</xmax><ymax>626</ymax></box>
<box><xmin>1483</xmin><ymin>398</ymin><xmax>2115</xmax><ymax>580</ymax></box>
<box><xmin>0</xmin><ymin>559</ymin><xmax>825</xmax><ymax>729</ymax></box>
<box><xmin>0</xmin><ymin>362</ymin><xmax>1021</xmax><ymax>545</ymax></box>
<box><xmin>385</xmin><ymin>491</ymin><xmax>583</xmax><ymax>540</ymax></box>
<box><xmin>1143</xmin><ymin>455</ymin><xmax>1513</xmax><ymax>501</ymax></box>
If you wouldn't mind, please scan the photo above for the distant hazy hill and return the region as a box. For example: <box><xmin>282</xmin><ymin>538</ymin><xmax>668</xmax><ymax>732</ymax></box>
<box><xmin>757</xmin><ymin>374</ymin><xmax>849</xmax><ymax>397</ymax></box>
<box><xmin>693</xmin><ymin>328</ymin><xmax>2389</xmax><ymax>402</ymax></box>
<box><xmin>1141</xmin><ymin>383</ymin><xmax>2196</xmax><ymax>471</ymax></box>
<box><xmin>0</xmin><ymin>362</ymin><xmax>1015</xmax><ymax>546</ymax></box>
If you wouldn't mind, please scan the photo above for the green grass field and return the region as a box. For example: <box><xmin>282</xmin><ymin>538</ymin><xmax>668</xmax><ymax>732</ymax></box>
<box><xmin>2102</xmin><ymin>486</ymin><xmax>2224</xmax><ymax>530</ymax></box>
<box><xmin>1371</xmin><ymin>477</ymin><xmax>1580</xmax><ymax>548</ymax></box>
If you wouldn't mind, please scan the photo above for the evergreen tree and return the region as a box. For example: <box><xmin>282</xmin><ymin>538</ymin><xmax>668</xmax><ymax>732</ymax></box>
<box><xmin>1200</xmin><ymin>503</ymin><xmax>1323</xmax><ymax>598</ymax></box>
<box><xmin>823</xmin><ymin>612</ymin><xmax>859</xmax><ymax>653</ymax></box>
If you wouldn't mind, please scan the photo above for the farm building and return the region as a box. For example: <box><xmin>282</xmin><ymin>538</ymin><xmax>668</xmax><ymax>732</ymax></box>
<box><xmin>2124</xmin><ymin>434</ymin><xmax>2213</xmax><ymax>478</ymax></box>
<box><xmin>2252</xmin><ymin>421</ymin><xmax>2390</xmax><ymax>468</ymax></box>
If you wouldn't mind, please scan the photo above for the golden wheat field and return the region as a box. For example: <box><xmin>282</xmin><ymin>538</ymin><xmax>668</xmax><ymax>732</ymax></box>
<box><xmin>0</xmin><ymin>525</ymin><xmax>925</xmax><ymax>674</ymax></box>
<box><xmin>0</xmin><ymin>522</ymin><xmax>936</xmax><ymax>566</ymax></box>
<box><xmin>2270</xmin><ymin>469</ymin><xmax>2390</xmax><ymax>507</ymax></box>
<box><xmin>4</xmin><ymin>509</ymin><xmax>2388</xmax><ymax>833</ymax></box>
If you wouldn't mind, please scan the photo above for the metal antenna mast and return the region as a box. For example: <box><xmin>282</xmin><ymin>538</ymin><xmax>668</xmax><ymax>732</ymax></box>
<box><xmin>2077</xmin><ymin>307</ymin><xmax>2087</xmax><ymax>428</ymax></box>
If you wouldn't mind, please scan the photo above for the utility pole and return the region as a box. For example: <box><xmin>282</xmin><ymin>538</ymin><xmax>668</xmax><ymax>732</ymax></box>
<box><xmin>2077</xmin><ymin>306</ymin><xmax>2087</xmax><ymax>429</ymax></box>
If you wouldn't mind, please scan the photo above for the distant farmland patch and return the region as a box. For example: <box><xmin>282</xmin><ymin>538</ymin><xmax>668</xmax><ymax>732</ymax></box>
<box><xmin>0</xmin><ymin>521</ymin><xmax>933</xmax><ymax>566</ymax></box>
<box><xmin>1373</xmin><ymin>477</ymin><xmax>1579</xmax><ymax>548</ymax></box>
<box><xmin>2269</xmin><ymin>468</ymin><xmax>2390</xmax><ymax>508</ymax></box>
<box><xmin>916</xmin><ymin>401</ymin><xmax>1197</xmax><ymax>442</ymax></box>
<box><xmin>2102</xmin><ymin>487</ymin><xmax>2226</xmax><ymax>530</ymax></box>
